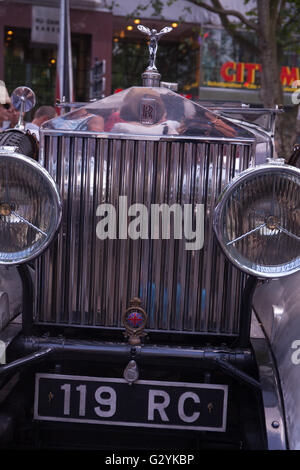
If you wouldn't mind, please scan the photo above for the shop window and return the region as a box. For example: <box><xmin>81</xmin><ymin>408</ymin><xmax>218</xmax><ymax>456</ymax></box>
<box><xmin>201</xmin><ymin>28</ymin><xmax>260</xmax><ymax>90</ymax></box>
<box><xmin>4</xmin><ymin>27</ymin><xmax>91</xmax><ymax>109</ymax></box>
<box><xmin>200</xmin><ymin>28</ymin><xmax>300</xmax><ymax>95</ymax></box>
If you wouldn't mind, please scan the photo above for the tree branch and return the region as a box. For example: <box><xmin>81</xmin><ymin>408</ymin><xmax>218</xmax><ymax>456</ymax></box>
<box><xmin>280</xmin><ymin>2</ymin><xmax>300</xmax><ymax>36</ymax></box>
<box><xmin>203</xmin><ymin>0</ymin><xmax>260</xmax><ymax>55</ymax></box>
<box><xmin>281</xmin><ymin>37</ymin><xmax>300</xmax><ymax>48</ymax></box>
<box><xmin>187</xmin><ymin>0</ymin><xmax>259</xmax><ymax>31</ymax></box>
<box><xmin>280</xmin><ymin>9</ymin><xmax>296</xmax><ymax>30</ymax></box>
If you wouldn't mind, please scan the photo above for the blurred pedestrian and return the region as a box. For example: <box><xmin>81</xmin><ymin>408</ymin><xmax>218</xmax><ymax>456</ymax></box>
<box><xmin>0</xmin><ymin>80</ymin><xmax>11</xmax><ymax>130</ymax></box>
<box><xmin>25</xmin><ymin>105</ymin><xmax>56</xmax><ymax>141</ymax></box>
<box><xmin>8</xmin><ymin>105</ymin><xmax>22</xmax><ymax>129</ymax></box>
<box><xmin>0</xmin><ymin>104</ymin><xmax>11</xmax><ymax>130</ymax></box>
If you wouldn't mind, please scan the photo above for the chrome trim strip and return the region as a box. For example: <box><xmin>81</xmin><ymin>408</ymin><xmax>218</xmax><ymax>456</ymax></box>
<box><xmin>40</xmin><ymin>128</ymin><xmax>255</xmax><ymax>144</ymax></box>
<box><xmin>251</xmin><ymin>312</ymin><xmax>287</xmax><ymax>450</ymax></box>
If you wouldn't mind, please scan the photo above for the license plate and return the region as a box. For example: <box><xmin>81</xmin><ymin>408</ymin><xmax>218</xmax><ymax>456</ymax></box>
<box><xmin>34</xmin><ymin>373</ymin><xmax>228</xmax><ymax>432</ymax></box>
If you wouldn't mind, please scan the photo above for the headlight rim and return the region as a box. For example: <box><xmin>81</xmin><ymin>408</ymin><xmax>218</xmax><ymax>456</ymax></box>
<box><xmin>213</xmin><ymin>161</ymin><xmax>300</xmax><ymax>279</ymax></box>
<box><xmin>0</xmin><ymin>148</ymin><xmax>62</xmax><ymax>265</ymax></box>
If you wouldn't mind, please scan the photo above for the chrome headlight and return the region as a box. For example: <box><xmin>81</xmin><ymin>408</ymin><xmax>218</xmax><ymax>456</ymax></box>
<box><xmin>0</xmin><ymin>149</ymin><xmax>61</xmax><ymax>265</ymax></box>
<box><xmin>213</xmin><ymin>161</ymin><xmax>300</xmax><ymax>278</ymax></box>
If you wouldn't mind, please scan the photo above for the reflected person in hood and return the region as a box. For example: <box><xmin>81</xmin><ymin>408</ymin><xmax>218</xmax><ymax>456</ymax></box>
<box><xmin>46</xmin><ymin>107</ymin><xmax>105</xmax><ymax>132</ymax></box>
<box><xmin>110</xmin><ymin>88</ymin><xmax>183</xmax><ymax>135</ymax></box>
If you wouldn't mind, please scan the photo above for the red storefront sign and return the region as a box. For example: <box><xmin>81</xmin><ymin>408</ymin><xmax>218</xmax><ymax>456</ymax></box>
<box><xmin>220</xmin><ymin>61</ymin><xmax>299</xmax><ymax>87</ymax></box>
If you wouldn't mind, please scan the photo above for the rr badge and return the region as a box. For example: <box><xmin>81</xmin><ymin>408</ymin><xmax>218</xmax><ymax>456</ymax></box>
<box><xmin>122</xmin><ymin>297</ymin><xmax>147</xmax><ymax>346</ymax></box>
<box><xmin>140</xmin><ymin>97</ymin><xmax>157</xmax><ymax>125</ymax></box>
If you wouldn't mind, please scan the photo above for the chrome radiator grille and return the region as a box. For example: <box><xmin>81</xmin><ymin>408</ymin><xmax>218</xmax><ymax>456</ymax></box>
<box><xmin>35</xmin><ymin>134</ymin><xmax>253</xmax><ymax>335</ymax></box>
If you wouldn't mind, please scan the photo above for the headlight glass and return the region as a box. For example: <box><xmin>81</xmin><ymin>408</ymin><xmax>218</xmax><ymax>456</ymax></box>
<box><xmin>0</xmin><ymin>151</ymin><xmax>61</xmax><ymax>265</ymax></box>
<box><xmin>214</xmin><ymin>162</ymin><xmax>300</xmax><ymax>278</ymax></box>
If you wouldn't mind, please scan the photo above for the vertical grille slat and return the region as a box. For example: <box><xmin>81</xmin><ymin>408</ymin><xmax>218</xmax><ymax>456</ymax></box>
<box><xmin>55</xmin><ymin>137</ymin><xmax>67</xmax><ymax>323</ymax></box>
<box><xmin>36</xmin><ymin>135</ymin><xmax>253</xmax><ymax>336</ymax></box>
<box><xmin>177</xmin><ymin>143</ymin><xmax>191</xmax><ymax>330</ymax></box>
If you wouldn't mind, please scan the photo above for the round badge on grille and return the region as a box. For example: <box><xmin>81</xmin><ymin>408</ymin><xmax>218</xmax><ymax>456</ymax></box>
<box><xmin>122</xmin><ymin>298</ymin><xmax>147</xmax><ymax>345</ymax></box>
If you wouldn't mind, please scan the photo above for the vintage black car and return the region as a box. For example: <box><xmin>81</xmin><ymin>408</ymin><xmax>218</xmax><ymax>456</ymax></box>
<box><xmin>0</xmin><ymin>28</ymin><xmax>299</xmax><ymax>451</ymax></box>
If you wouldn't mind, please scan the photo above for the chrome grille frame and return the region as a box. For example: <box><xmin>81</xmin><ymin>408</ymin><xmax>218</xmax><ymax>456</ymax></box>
<box><xmin>35</xmin><ymin>130</ymin><xmax>254</xmax><ymax>337</ymax></box>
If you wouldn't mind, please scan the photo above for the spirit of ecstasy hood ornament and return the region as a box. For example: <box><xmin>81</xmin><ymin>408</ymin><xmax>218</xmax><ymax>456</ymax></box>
<box><xmin>137</xmin><ymin>24</ymin><xmax>173</xmax><ymax>87</ymax></box>
<box><xmin>137</xmin><ymin>25</ymin><xmax>173</xmax><ymax>72</ymax></box>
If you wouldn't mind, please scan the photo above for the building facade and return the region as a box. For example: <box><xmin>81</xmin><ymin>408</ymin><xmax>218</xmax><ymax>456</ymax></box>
<box><xmin>0</xmin><ymin>0</ymin><xmax>298</xmax><ymax>107</ymax></box>
<box><xmin>0</xmin><ymin>0</ymin><xmax>205</xmax><ymax>106</ymax></box>
<box><xmin>0</xmin><ymin>0</ymin><xmax>113</xmax><ymax>105</ymax></box>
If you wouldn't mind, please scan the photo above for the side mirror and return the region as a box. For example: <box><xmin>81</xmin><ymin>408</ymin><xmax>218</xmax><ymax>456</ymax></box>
<box><xmin>11</xmin><ymin>86</ymin><xmax>36</xmax><ymax>131</ymax></box>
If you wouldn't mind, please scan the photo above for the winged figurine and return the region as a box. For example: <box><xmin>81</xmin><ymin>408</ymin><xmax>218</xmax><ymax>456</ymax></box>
<box><xmin>137</xmin><ymin>25</ymin><xmax>173</xmax><ymax>71</ymax></box>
